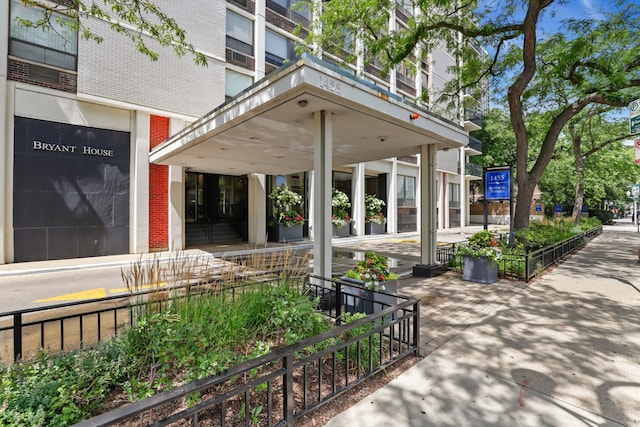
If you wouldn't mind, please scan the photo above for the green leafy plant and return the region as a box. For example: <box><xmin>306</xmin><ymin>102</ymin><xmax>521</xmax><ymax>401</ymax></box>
<box><xmin>268</xmin><ymin>185</ymin><xmax>304</xmax><ymax>227</ymax></box>
<box><xmin>344</xmin><ymin>251</ymin><xmax>398</xmax><ymax>291</ymax></box>
<box><xmin>456</xmin><ymin>230</ymin><xmax>503</xmax><ymax>263</ymax></box>
<box><xmin>364</xmin><ymin>194</ymin><xmax>386</xmax><ymax>225</ymax></box>
<box><xmin>338</xmin><ymin>312</ymin><xmax>381</xmax><ymax>373</ymax></box>
<box><xmin>332</xmin><ymin>188</ymin><xmax>352</xmax><ymax>227</ymax></box>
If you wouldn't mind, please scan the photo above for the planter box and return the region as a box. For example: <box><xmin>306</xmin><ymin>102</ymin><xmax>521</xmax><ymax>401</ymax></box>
<box><xmin>268</xmin><ymin>223</ymin><xmax>303</xmax><ymax>243</ymax></box>
<box><xmin>365</xmin><ymin>222</ymin><xmax>386</xmax><ymax>235</ymax></box>
<box><xmin>462</xmin><ymin>255</ymin><xmax>498</xmax><ymax>284</ymax></box>
<box><xmin>332</xmin><ymin>222</ymin><xmax>351</xmax><ymax>237</ymax></box>
<box><xmin>341</xmin><ymin>277</ymin><xmax>398</xmax><ymax>321</ymax></box>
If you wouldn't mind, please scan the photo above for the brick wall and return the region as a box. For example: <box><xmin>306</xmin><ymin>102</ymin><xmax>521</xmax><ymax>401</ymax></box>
<box><xmin>7</xmin><ymin>59</ymin><xmax>77</xmax><ymax>93</ymax></box>
<box><xmin>149</xmin><ymin>115</ymin><xmax>169</xmax><ymax>251</ymax></box>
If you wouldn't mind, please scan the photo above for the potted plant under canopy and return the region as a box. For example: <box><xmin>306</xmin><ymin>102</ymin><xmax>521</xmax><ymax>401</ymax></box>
<box><xmin>268</xmin><ymin>184</ymin><xmax>304</xmax><ymax>242</ymax></box>
<box><xmin>365</xmin><ymin>194</ymin><xmax>386</xmax><ymax>235</ymax></box>
<box><xmin>331</xmin><ymin>188</ymin><xmax>352</xmax><ymax>237</ymax></box>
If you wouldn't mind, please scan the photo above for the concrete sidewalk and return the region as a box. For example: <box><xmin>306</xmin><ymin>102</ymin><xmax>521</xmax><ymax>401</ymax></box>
<box><xmin>324</xmin><ymin>220</ymin><xmax>640</xmax><ymax>426</ymax></box>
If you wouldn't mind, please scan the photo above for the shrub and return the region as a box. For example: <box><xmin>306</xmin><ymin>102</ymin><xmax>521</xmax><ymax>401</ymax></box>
<box><xmin>0</xmin><ymin>282</ymin><xmax>332</xmax><ymax>425</ymax></box>
<box><xmin>588</xmin><ymin>209</ymin><xmax>613</xmax><ymax>224</ymax></box>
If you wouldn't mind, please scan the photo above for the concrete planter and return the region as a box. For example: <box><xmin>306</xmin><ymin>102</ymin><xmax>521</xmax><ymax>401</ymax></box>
<box><xmin>462</xmin><ymin>255</ymin><xmax>498</xmax><ymax>284</ymax></box>
<box><xmin>365</xmin><ymin>222</ymin><xmax>386</xmax><ymax>235</ymax></box>
<box><xmin>268</xmin><ymin>223</ymin><xmax>303</xmax><ymax>243</ymax></box>
<box><xmin>341</xmin><ymin>277</ymin><xmax>398</xmax><ymax>317</ymax></box>
<box><xmin>332</xmin><ymin>222</ymin><xmax>351</xmax><ymax>237</ymax></box>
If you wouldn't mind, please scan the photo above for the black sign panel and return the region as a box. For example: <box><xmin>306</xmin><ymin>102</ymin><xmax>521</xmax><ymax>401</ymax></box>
<box><xmin>13</xmin><ymin>117</ymin><xmax>130</xmax><ymax>262</ymax></box>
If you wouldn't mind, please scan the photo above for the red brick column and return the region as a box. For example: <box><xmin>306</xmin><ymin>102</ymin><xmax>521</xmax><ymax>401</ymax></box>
<box><xmin>149</xmin><ymin>115</ymin><xmax>169</xmax><ymax>251</ymax></box>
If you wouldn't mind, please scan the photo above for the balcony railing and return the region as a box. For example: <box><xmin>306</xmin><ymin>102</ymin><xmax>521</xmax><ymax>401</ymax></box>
<box><xmin>465</xmin><ymin>162</ymin><xmax>483</xmax><ymax>177</ymax></box>
<box><xmin>465</xmin><ymin>108</ymin><xmax>483</xmax><ymax>127</ymax></box>
<box><xmin>467</xmin><ymin>135</ymin><xmax>483</xmax><ymax>153</ymax></box>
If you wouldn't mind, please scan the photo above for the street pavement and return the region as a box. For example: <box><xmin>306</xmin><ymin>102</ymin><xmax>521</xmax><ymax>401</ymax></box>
<box><xmin>1</xmin><ymin>221</ymin><xmax>638</xmax><ymax>426</ymax></box>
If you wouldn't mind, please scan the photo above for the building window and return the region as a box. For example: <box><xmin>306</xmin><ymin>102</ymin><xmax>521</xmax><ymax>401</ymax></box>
<box><xmin>266</xmin><ymin>0</ymin><xmax>310</xmax><ymax>24</ymax></box>
<box><xmin>396</xmin><ymin>61</ymin><xmax>415</xmax><ymax>87</ymax></box>
<box><xmin>9</xmin><ymin>0</ymin><xmax>78</xmax><ymax>70</ymax></box>
<box><xmin>397</xmin><ymin>175</ymin><xmax>416</xmax><ymax>206</ymax></box>
<box><xmin>448</xmin><ymin>183</ymin><xmax>460</xmax><ymax>208</ymax></box>
<box><xmin>225</xmin><ymin>69</ymin><xmax>253</xmax><ymax>101</ymax></box>
<box><xmin>226</xmin><ymin>10</ymin><xmax>253</xmax><ymax>56</ymax></box>
<box><xmin>265</xmin><ymin>29</ymin><xmax>295</xmax><ymax>66</ymax></box>
<box><xmin>396</xmin><ymin>0</ymin><xmax>414</xmax><ymax>16</ymax></box>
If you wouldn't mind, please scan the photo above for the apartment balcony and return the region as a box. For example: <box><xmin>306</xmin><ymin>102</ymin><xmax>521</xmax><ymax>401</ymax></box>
<box><xmin>466</xmin><ymin>135</ymin><xmax>483</xmax><ymax>155</ymax></box>
<box><xmin>464</xmin><ymin>108</ymin><xmax>483</xmax><ymax>132</ymax></box>
<box><xmin>465</xmin><ymin>162</ymin><xmax>483</xmax><ymax>179</ymax></box>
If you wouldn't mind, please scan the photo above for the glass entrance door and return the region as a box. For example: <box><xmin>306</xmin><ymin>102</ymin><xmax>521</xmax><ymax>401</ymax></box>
<box><xmin>185</xmin><ymin>172</ymin><xmax>204</xmax><ymax>223</ymax></box>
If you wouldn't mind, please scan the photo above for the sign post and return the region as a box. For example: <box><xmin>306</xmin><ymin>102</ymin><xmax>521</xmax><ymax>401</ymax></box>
<box><xmin>633</xmin><ymin>184</ymin><xmax>640</xmax><ymax>233</ymax></box>
<box><xmin>484</xmin><ymin>165</ymin><xmax>514</xmax><ymax>247</ymax></box>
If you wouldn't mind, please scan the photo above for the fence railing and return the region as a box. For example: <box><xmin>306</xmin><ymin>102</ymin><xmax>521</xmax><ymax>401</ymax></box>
<box><xmin>0</xmin><ymin>294</ymin><xmax>138</xmax><ymax>364</ymax></box>
<box><xmin>1</xmin><ymin>274</ymin><xmax>419</xmax><ymax>426</ymax></box>
<box><xmin>442</xmin><ymin>225</ymin><xmax>602</xmax><ymax>282</ymax></box>
<box><xmin>71</xmin><ymin>276</ymin><xmax>419</xmax><ymax>426</ymax></box>
<box><xmin>0</xmin><ymin>267</ymin><xmax>296</xmax><ymax>364</ymax></box>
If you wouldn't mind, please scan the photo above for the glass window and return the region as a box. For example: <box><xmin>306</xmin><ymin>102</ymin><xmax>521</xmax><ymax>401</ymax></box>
<box><xmin>397</xmin><ymin>0</ymin><xmax>414</xmax><ymax>15</ymax></box>
<box><xmin>225</xmin><ymin>69</ymin><xmax>253</xmax><ymax>99</ymax></box>
<box><xmin>9</xmin><ymin>0</ymin><xmax>77</xmax><ymax>70</ymax></box>
<box><xmin>448</xmin><ymin>183</ymin><xmax>460</xmax><ymax>207</ymax></box>
<box><xmin>265</xmin><ymin>29</ymin><xmax>288</xmax><ymax>66</ymax></box>
<box><xmin>226</xmin><ymin>10</ymin><xmax>253</xmax><ymax>55</ymax></box>
<box><xmin>398</xmin><ymin>175</ymin><xmax>416</xmax><ymax>200</ymax></box>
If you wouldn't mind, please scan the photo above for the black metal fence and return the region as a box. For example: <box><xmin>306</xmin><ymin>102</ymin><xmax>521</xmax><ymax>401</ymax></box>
<box><xmin>443</xmin><ymin>225</ymin><xmax>602</xmax><ymax>282</ymax></box>
<box><xmin>0</xmin><ymin>294</ymin><xmax>135</xmax><ymax>363</ymax></box>
<box><xmin>1</xmin><ymin>275</ymin><xmax>419</xmax><ymax>426</ymax></box>
<box><xmin>71</xmin><ymin>276</ymin><xmax>419</xmax><ymax>426</ymax></box>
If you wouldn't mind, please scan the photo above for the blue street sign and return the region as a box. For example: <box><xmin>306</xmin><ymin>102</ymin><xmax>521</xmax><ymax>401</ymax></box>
<box><xmin>555</xmin><ymin>204</ymin><xmax>562</xmax><ymax>213</ymax></box>
<box><xmin>581</xmin><ymin>205</ymin><xmax>588</xmax><ymax>212</ymax></box>
<box><xmin>485</xmin><ymin>169</ymin><xmax>510</xmax><ymax>201</ymax></box>
<box><xmin>535</xmin><ymin>204</ymin><xmax>542</xmax><ymax>212</ymax></box>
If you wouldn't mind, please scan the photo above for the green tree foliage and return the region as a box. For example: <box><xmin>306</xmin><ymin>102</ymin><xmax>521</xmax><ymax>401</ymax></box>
<box><xmin>306</xmin><ymin>0</ymin><xmax>640</xmax><ymax>230</ymax></box>
<box><xmin>539</xmin><ymin>105</ymin><xmax>639</xmax><ymax>222</ymax></box>
<box><xmin>15</xmin><ymin>0</ymin><xmax>207</xmax><ymax>65</ymax></box>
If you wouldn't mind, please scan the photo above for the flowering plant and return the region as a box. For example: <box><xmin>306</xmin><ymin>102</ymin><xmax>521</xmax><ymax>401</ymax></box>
<box><xmin>332</xmin><ymin>188</ymin><xmax>351</xmax><ymax>227</ymax></box>
<box><xmin>344</xmin><ymin>251</ymin><xmax>399</xmax><ymax>291</ymax></box>
<box><xmin>365</xmin><ymin>194</ymin><xmax>386</xmax><ymax>224</ymax></box>
<box><xmin>269</xmin><ymin>185</ymin><xmax>304</xmax><ymax>227</ymax></box>
<box><xmin>456</xmin><ymin>230</ymin><xmax>503</xmax><ymax>263</ymax></box>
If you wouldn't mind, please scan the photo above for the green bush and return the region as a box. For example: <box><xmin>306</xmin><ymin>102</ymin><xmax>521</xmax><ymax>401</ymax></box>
<box><xmin>580</xmin><ymin>216</ymin><xmax>602</xmax><ymax>230</ymax></box>
<box><xmin>588</xmin><ymin>209</ymin><xmax>613</xmax><ymax>224</ymax></box>
<box><xmin>338</xmin><ymin>312</ymin><xmax>381</xmax><ymax>373</ymax></box>
<box><xmin>0</xmin><ymin>337</ymin><xmax>132</xmax><ymax>427</ymax></box>
<box><xmin>0</xmin><ymin>282</ymin><xmax>332</xmax><ymax>425</ymax></box>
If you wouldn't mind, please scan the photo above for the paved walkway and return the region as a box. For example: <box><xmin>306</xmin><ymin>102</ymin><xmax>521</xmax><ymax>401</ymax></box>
<box><xmin>324</xmin><ymin>220</ymin><xmax>640</xmax><ymax>427</ymax></box>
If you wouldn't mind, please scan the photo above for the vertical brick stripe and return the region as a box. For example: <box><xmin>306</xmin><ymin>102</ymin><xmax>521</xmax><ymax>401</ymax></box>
<box><xmin>149</xmin><ymin>115</ymin><xmax>170</xmax><ymax>251</ymax></box>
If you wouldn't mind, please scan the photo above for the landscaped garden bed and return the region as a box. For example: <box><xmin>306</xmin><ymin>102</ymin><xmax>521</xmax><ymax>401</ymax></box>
<box><xmin>1</xmin><ymin>252</ymin><xmax>419</xmax><ymax>426</ymax></box>
<box><xmin>445</xmin><ymin>217</ymin><xmax>603</xmax><ymax>282</ymax></box>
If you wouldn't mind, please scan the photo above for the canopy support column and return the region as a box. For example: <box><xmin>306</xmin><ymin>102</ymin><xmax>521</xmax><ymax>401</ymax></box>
<box><xmin>413</xmin><ymin>144</ymin><xmax>443</xmax><ymax>277</ymax></box>
<box><xmin>313</xmin><ymin>111</ymin><xmax>332</xmax><ymax>279</ymax></box>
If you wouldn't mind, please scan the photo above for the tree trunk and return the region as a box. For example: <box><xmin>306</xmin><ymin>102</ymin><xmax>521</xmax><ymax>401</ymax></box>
<box><xmin>514</xmin><ymin>179</ymin><xmax>536</xmax><ymax>230</ymax></box>
<box><xmin>571</xmin><ymin>130</ymin><xmax>585</xmax><ymax>225</ymax></box>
